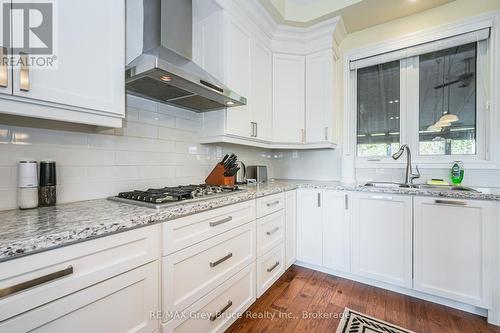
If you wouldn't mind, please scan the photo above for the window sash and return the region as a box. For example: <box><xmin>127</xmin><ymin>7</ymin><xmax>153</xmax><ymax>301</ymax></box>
<box><xmin>354</xmin><ymin>40</ymin><xmax>489</xmax><ymax>166</ymax></box>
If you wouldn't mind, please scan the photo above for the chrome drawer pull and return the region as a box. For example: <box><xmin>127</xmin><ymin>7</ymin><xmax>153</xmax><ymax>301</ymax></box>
<box><xmin>0</xmin><ymin>47</ymin><xmax>7</xmax><ymax>88</ymax></box>
<box><xmin>0</xmin><ymin>266</ymin><xmax>73</xmax><ymax>299</ymax></box>
<box><xmin>266</xmin><ymin>227</ymin><xmax>280</xmax><ymax>235</ymax></box>
<box><xmin>435</xmin><ymin>199</ymin><xmax>467</xmax><ymax>206</ymax></box>
<box><xmin>209</xmin><ymin>253</ymin><xmax>233</xmax><ymax>267</ymax></box>
<box><xmin>267</xmin><ymin>261</ymin><xmax>279</xmax><ymax>272</ymax></box>
<box><xmin>209</xmin><ymin>300</ymin><xmax>233</xmax><ymax>321</ymax></box>
<box><xmin>209</xmin><ymin>216</ymin><xmax>232</xmax><ymax>227</ymax></box>
<box><xmin>266</xmin><ymin>201</ymin><xmax>280</xmax><ymax>207</ymax></box>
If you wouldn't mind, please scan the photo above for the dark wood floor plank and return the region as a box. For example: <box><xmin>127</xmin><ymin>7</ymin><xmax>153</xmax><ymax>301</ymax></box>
<box><xmin>226</xmin><ymin>265</ymin><xmax>500</xmax><ymax>333</ymax></box>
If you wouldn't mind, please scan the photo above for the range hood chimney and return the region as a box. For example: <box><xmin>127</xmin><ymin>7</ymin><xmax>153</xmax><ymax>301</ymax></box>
<box><xmin>125</xmin><ymin>0</ymin><xmax>246</xmax><ymax>112</ymax></box>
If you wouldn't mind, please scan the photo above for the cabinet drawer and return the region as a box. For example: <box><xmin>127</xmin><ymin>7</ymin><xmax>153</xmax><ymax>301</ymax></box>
<box><xmin>163</xmin><ymin>222</ymin><xmax>256</xmax><ymax>314</ymax></box>
<box><xmin>162</xmin><ymin>200</ymin><xmax>256</xmax><ymax>255</ymax></box>
<box><xmin>0</xmin><ymin>261</ymin><xmax>159</xmax><ymax>333</ymax></box>
<box><xmin>0</xmin><ymin>225</ymin><xmax>159</xmax><ymax>322</ymax></box>
<box><xmin>256</xmin><ymin>243</ymin><xmax>285</xmax><ymax>297</ymax></box>
<box><xmin>256</xmin><ymin>192</ymin><xmax>285</xmax><ymax>218</ymax></box>
<box><xmin>162</xmin><ymin>263</ymin><xmax>256</xmax><ymax>333</ymax></box>
<box><xmin>257</xmin><ymin>210</ymin><xmax>285</xmax><ymax>256</ymax></box>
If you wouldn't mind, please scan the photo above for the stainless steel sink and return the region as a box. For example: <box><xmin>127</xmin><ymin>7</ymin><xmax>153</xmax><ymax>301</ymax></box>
<box><xmin>363</xmin><ymin>182</ymin><xmax>480</xmax><ymax>193</ymax></box>
<box><xmin>411</xmin><ymin>184</ymin><xmax>480</xmax><ymax>193</ymax></box>
<box><xmin>363</xmin><ymin>182</ymin><xmax>411</xmax><ymax>188</ymax></box>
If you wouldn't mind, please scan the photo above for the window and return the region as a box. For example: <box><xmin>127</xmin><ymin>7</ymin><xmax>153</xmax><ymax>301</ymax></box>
<box><xmin>351</xmin><ymin>28</ymin><xmax>490</xmax><ymax>165</ymax></box>
<box><xmin>419</xmin><ymin>43</ymin><xmax>477</xmax><ymax>156</ymax></box>
<box><xmin>357</xmin><ymin>61</ymin><xmax>400</xmax><ymax>157</ymax></box>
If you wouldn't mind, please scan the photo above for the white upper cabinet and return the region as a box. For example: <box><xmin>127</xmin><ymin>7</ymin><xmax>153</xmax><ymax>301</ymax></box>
<box><xmin>0</xmin><ymin>0</ymin><xmax>125</xmax><ymax>127</ymax></box>
<box><xmin>0</xmin><ymin>4</ymin><xmax>10</xmax><ymax>96</ymax></box>
<box><xmin>251</xmin><ymin>40</ymin><xmax>272</xmax><ymax>142</ymax></box>
<box><xmin>351</xmin><ymin>193</ymin><xmax>413</xmax><ymax>288</ymax></box>
<box><xmin>414</xmin><ymin>197</ymin><xmax>494</xmax><ymax>307</ymax></box>
<box><xmin>306</xmin><ymin>49</ymin><xmax>334</xmax><ymax>144</ymax></box>
<box><xmin>273</xmin><ymin>53</ymin><xmax>305</xmax><ymax>144</ymax></box>
<box><xmin>225</xmin><ymin>18</ymin><xmax>252</xmax><ymax>138</ymax></box>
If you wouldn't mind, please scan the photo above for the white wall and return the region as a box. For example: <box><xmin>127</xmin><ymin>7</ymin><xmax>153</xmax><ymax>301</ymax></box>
<box><xmin>0</xmin><ymin>95</ymin><xmax>274</xmax><ymax>211</ymax></box>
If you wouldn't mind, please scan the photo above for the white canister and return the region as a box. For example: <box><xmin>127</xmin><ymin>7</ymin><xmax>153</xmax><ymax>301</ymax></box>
<box><xmin>18</xmin><ymin>161</ymin><xmax>38</xmax><ymax>209</ymax></box>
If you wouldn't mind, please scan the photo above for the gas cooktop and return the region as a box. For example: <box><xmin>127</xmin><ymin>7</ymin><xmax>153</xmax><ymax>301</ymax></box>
<box><xmin>108</xmin><ymin>184</ymin><xmax>243</xmax><ymax>209</ymax></box>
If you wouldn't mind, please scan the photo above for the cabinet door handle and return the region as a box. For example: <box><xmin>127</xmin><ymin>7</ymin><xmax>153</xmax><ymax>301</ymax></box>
<box><xmin>345</xmin><ymin>194</ymin><xmax>349</xmax><ymax>210</ymax></box>
<box><xmin>370</xmin><ymin>195</ymin><xmax>393</xmax><ymax>201</ymax></box>
<box><xmin>209</xmin><ymin>216</ymin><xmax>232</xmax><ymax>227</ymax></box>
<box><xmin>324</xmin><ymin>127</ymin><xmax>328</xmax><ymax>141</ymax></box>
<box><xmin>0</xmin><ymin>266</ymin><xmax>73</xmax><ymax>299</ymax></box>
<box><xmin>209</xmin><ymin>253</ymin><xmax>233</xmax><ymax>267</ymax></box>
<box><xmin>317</xmin><ymin>192</ymin><xmax>321</xmax><ymax>207</ymax></box>
<box><xmin>266</xmin><ymin>200</ymin><xmax>280</xmax><ymax>207</ymax></box>
<box><xmin>266</xmin><ymin>227</ymin><xmax>280</xmax><ymax>235</ymax></box>
<box><xmin>301</xmin><ymin>129</ymin><xmax>305</xmax><ymax>143</ymax></box>
<box><xmin>19</xmin><ymin>52</ymin><xmax>30</xmax><ymax>91</ymax></box>
<box><xmin>209</xmin><ymin>300</ymin><xmax>233</xmax><ymax>321</ymax></box>
<box><xmin>435</xmin><ymin>199</ymin><xmax>467</xmax><ymax>206</ymax></box>
<box><xmin>254</xmin><ymin>122</ymin><xmax>258</xmax><ymax>137</ymax></box>
<box><xmin>0</xmin><ymin>47</ymin><xmax>7</xmax><ymax>88</ymax></box>
<box><xmin>267</xmin><ymin>261</ymin><xmax>280</xmax><ymax>272</ymax></box>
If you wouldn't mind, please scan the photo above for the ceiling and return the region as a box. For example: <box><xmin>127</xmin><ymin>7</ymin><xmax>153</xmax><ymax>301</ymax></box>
<box><xmin>259</xmin><ymin>0</ymin><xmax>455</xmax><ymax>32</ymax></box>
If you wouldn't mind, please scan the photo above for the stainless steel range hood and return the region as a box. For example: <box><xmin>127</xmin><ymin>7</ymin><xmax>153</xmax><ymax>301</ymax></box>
<box><xmin>125</xmin><ymin>0</ymin><xmax>246</xmax><ymax>112</ymax></box>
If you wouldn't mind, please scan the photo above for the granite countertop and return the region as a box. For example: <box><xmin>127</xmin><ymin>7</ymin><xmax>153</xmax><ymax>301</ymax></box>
<box><xmin>1</xmin><ymin>179</ymin><xmax>499</xmax><ymax>263</ymax></box>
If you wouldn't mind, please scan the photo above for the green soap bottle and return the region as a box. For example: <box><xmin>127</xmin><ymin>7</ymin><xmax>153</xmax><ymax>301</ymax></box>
<box><xmin>451</xmin><ymin>161</ymin><xmax>464</xmax><ymax>185</ymax></box>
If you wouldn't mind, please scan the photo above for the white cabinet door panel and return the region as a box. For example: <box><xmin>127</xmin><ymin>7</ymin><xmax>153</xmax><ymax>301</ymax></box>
<box><xmin>351</xmin><ymin>193</ymin><xmax>412</xmax><ymax>288</ymax></box>
<box><xmin>285</xmin><ymin>190</ymin><xmax>297</xmax><ymax>268</ymax></box>
<box><xmin>11</xmin><ymin>0</ymin><xmax>125</xmax><ymax>116</ymax></box>
<box><xmin>225</xmin><ymin>18</ymin><xmax>251</xmax><ymax>138</ymax></box>
<box><xmin>251</xmin><ymin>41</ymin><xmax>272</xmax><ymax>141</ymax></box>
<box><xmin>305</xmin><ymin>49</ymin><xmax>333</xmax><ymax>143</ymax></box>
<box><xmin>322</xmin><ymin>191</ymin><xmax>350</xmax><ymax>272</ymax></box>
<box><xmin>297</xmin><ymin>189</ymin><xmax>322</xmax><ymax>265</ymax></box>
<box><xmin>0</xmin><ymin>2</ymin><xmax>11</xmax><ymax>96</ymax></box>
<box><xmin>414</xmin><ymin>197</ymin><xmax>494</xmax><ymax>307</ymax></box>
<box><xmin>273</xmin><ymin>53</ymin><xmax>305</xmax><ymax>143</ymax></box>
<box><xmin>0</xmin><ymin>261</ymin><xmax>159</xmax><ymax>333</ymax></box>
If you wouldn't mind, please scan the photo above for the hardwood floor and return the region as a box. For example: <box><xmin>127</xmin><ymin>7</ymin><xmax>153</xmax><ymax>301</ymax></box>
<box><xmin>227</xmin><ymin>265</ymin><xmax>500</xmax><ymax>333</ymax></box>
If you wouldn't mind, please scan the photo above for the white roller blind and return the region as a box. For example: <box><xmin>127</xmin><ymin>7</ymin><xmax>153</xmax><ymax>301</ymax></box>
<box><xmin>350</xmin><ymin>28</ymin><xmax>490</xmax><ymax>70</ymax></box>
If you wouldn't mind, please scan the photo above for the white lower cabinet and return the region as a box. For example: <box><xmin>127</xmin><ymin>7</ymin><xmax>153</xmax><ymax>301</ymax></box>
<box><xmin>163</xmin><ymin>222</ymin><xmax>256</xmax><ymax>314</ymax></box>
<box><xmin>350</xmin><ymin>193</ymin><xmax>412</xmax><ymax>288</ymax></box>
<box><xmin>414</xmin><ymin>197</ymin><xmax>495</xmax><ymax>307</ymax></box>
<box><xmin>256</xmin><ymin>243</ymin><xmax>285</xmax><ymax>297</ymax></box>
<box><xmin>162</xmin><ymin>263</ymin><xmax>256</xmax><ymax>333</ymax></box>
<box><xmin>322</xmin><ymin>191</ymin><xmax>350</xmax><ymax>272</ymax></box>
<box><xmin>297</xmin><ymin>189</ymin><xmax>323</xmax><ymax>265</ymax></box>
<box><xmin>285</xmin><ymin>190</ymin><xmax>297</xmax><ymax>268</ymax></box>
<box><xmin>0</xmin><ymin>261</ymin><xmax>159</xmax><ymax>333</ymax></box>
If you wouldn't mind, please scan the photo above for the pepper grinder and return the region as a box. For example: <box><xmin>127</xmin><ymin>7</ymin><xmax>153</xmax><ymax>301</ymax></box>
<box><xmin>38</xmin><ymin>160</ymin><xmax>57</xmax><ymax>207</ymax></box>
<box><xmin>18</xmin><ymin>161</ymin><xmax>38</xmax><ymax>209</ymax></box>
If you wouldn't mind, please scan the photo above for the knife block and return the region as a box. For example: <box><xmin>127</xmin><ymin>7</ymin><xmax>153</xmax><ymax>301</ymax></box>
<box><xmin>205</xmin><ymin>163</ymin><xmax>235</xmax><ymax>186</ymax></box>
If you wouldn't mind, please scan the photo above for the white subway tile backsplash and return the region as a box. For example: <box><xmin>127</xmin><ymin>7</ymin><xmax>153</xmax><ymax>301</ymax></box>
<box><xmin>0</xmin><ymin>96</ymin><xmax>276</xmax><ymax>211</ymax></box>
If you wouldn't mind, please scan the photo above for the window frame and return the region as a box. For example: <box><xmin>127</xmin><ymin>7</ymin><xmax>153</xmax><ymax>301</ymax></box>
<box><xmin>343</xmin><ymin>14</ymin><xmax>499</xmax><ymax>170</ymax></box>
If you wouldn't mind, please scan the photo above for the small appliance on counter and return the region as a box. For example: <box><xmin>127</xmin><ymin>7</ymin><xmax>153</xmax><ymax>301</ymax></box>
<box><xmin>18</xmin><ymin>161</ymin><xmax>38</xmax><ymax>210</ymax></box>
<box><xmin>246</xmin><ymin>165</ymin><xmax>267</xmax><ymax>183</ymax></box>
<box><xmin>235</xmin><ymin>160</ymin><xmax>246</xmax><ymax>184</ymax></box>
<box><xmin>39</xmin><ymin>160</ymin><xmax>57</xmax><ymax>207</ymax></box>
